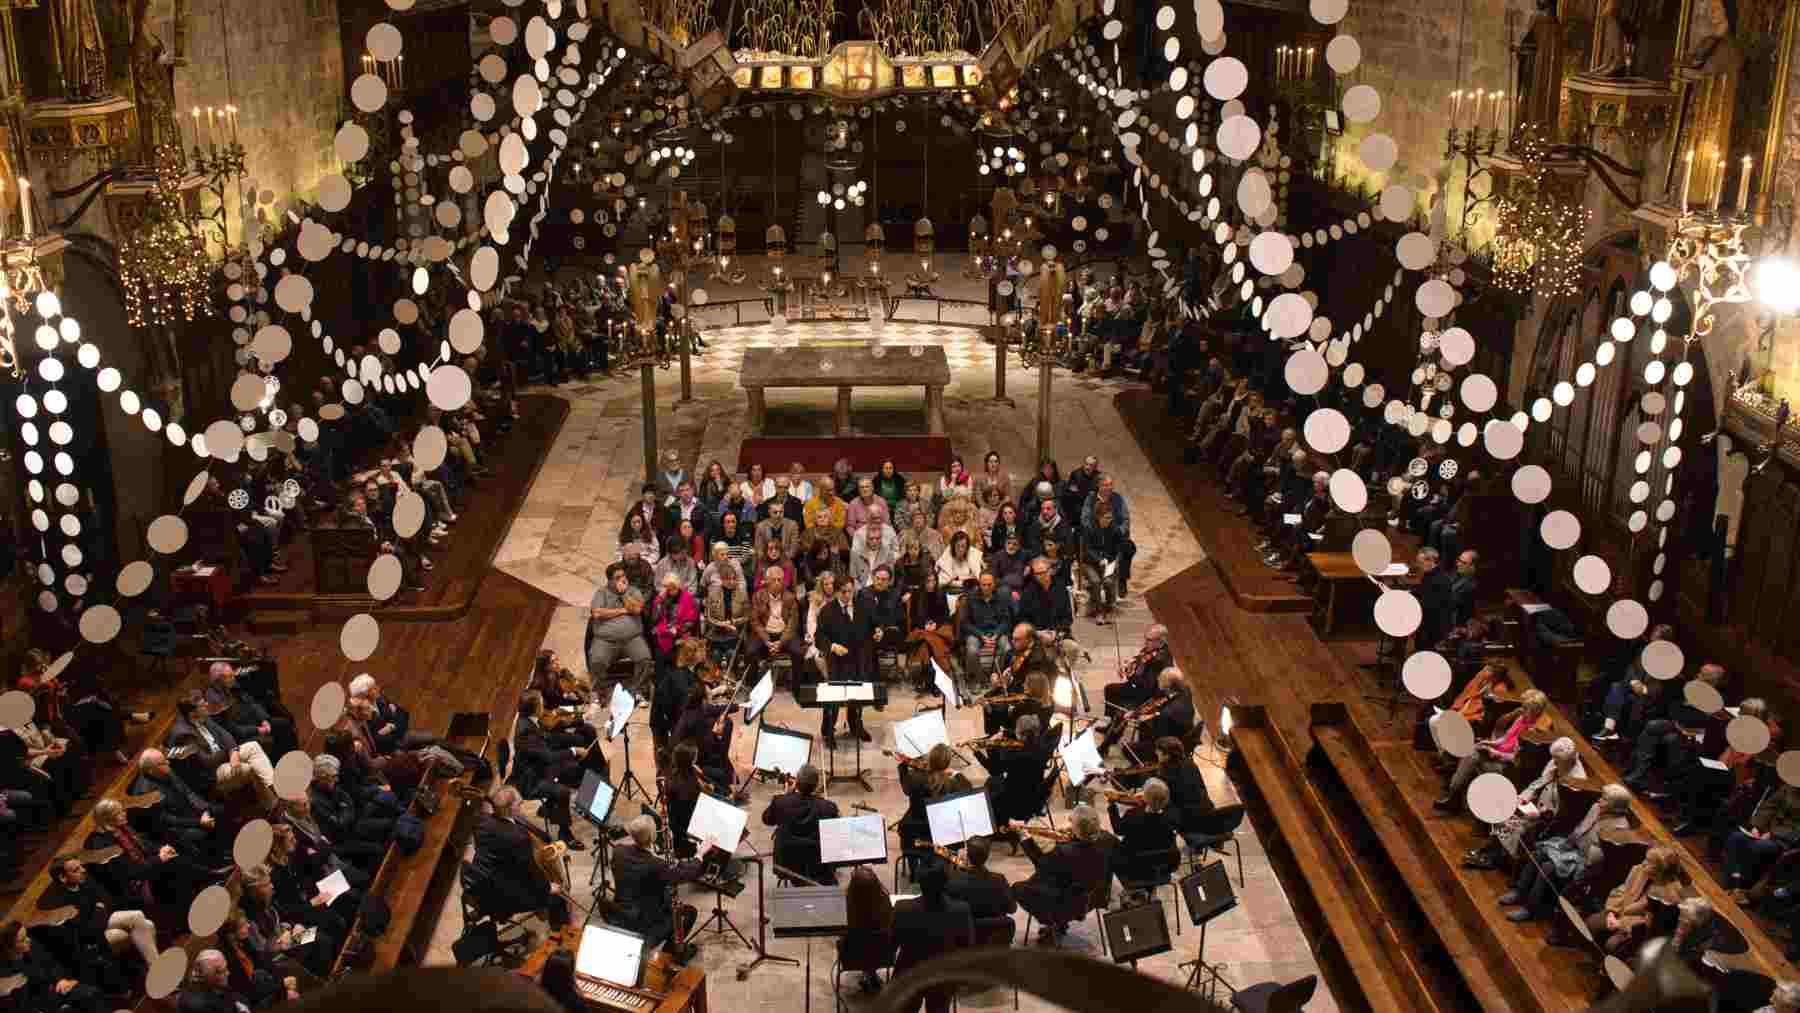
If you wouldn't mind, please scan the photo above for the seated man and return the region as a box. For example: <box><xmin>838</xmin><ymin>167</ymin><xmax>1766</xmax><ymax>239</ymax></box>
<box><xmin>1016</xmin><ymin>557</ymin><xmax>1073</xmax><ymax>637</ymax></box>
<box><xmin>748</xmin><ymin>566</ymin><xmax>807</xmax><ymax>681</ymax></box>
<box><xmin>167</xmin><ymin>691</ymin><xmax>276</xmax><ymax>794</ymax></box>
<box><xmin>586</xmin><ymin>568</ymin><xmax>653</xmax><ymax>681</ymax></box>
<box><xmin>609</xmin><ymin>814</ymin><xmax>702</xmax><ymax>958</ymax></box>
<box><xmin>1009</xmin><ymin>805</ymin><xmax>1117</xmax><ymax>945</ymax></box>
<box><xmin>509</xmin><ymin>691</ymin><xmax>603</xmax><ymax>850</ymax></box>
<box><xmin>761</xmin><ymin>764</ymin><xmax>839</xmax><ymax>885</ymax></box>
<box><xmin>945</xmin><ymin>836</ymin><xmax>1017</xmax><ymax>924</ymax></box>
<box><xmin>470</xmin><ymin>786</ymin><xmax>571</xmax><ymax>928</ymax></box>
<box><xmin>960</xmin><ymin>573</ymin><xmax>1012</xmax><ymax>680</ymax></box>
<box><xmin>131</xmin><ymin>748</ymin><xmax>224</xmax><ymax>855</ymax></box>
<box><xmin>205</xmin><ymin>661</ymin><xmax>299</xmax><ymax>760</ymax></box>
<box><xmin>44</xmin><ymin>852</ymin><xmax>160</xmax><ymax>969</ymax></box>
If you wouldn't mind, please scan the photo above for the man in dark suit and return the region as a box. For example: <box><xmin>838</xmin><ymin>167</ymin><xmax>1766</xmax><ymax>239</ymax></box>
<box><xmin>470</xmin><ymin>786</ymin><xmax>570</xmax><ymax>928</ymax></box>
<box><xmin>205</xmin><ymin>661</ymin><xmax>299</xmax><ymax>760</ymax></box>
<box><xmin>509</xmin><ymin>691</ymin><xmax>603</xmax><ymax>849</ymax></box>
<box><xmin>1127</xmin><ymin>668</ymin><xmax>1195</xmax><ymax>760</ymax></box>
<box><xmin>756</xmin><ymin>475</ymin><xmax>806</xmax><ymax>526</ymax></box>
<box><xmin>858</xmin><ymin>566</ymin><xmax>906</xmax><ymax>651</ymax></box>
<box><xmin>892</xmin><ymin>864</ymin><xmax>975</xmax><ymax>1013</ymax></box>
<box><xmin>1450</xmin><ymin>550</ymin><xmax>1480</xmax><ymax>626</ymax></box>
<box><xmin>945</xmin><ymin>836</ymin><xmax>1016</xmax><ymax>920</ymax></box>
<box><xmin>1415</xmin><ymin>547</ymin><xmax>1457</xmax><ymax>652</ymax></box>
<box><xmin>131</xmin><ymin>748</ymin><xmax>220</xmax><ymax>854</ymax></box>
<box><xmin>761</xmin><ymin>764</ymin><xmax>839</xmax><ymax>885</ymax></box>
<box><xmin>610</xmin><ymin>815</ymin><xmax>702</xmax><ymax>958</ymax></box>
<box><xmin>1016</xmin><ymin>558</ymin><xmax>1073</xmax><ymax>635</ymax></box>
<box><xmin>1108</xmin><ymin>778</ymin><xmax>1179</xmax><ymax>885</ymax></box>
<box><xmin>813</xmin><ymin>579</ymin><xmax>873</xmax><ymax>747</ymax></box>
<box><xmin>166</xmin><ymin>692</ymin><xmax>243</xmax><ymax>796</ymax></box>
<box><xmin>1104</xmin><ymin>624</ymin><xmax>1172</xmax><ymax>714</ymax></box>
<box><xmin>1010</xmin><ymin>805</ymin><xmax>1117</xmax><ymax>945</ymax></box>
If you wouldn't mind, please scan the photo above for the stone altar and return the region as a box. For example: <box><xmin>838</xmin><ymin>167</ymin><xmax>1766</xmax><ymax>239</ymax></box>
<box><xmin>740</xmin><ymin>343</ymin><xmax>952</xmax><ymax>436</ymax></box>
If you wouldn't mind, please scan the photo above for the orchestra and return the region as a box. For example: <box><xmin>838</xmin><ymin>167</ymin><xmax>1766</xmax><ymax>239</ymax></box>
<box><xmin>478</xmin><ymin>544</ymin><xmax>1226</xmax><ymax>999</ymax></box>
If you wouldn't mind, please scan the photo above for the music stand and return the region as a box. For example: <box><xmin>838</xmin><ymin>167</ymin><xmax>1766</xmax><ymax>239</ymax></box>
<box><xmin>1102</xmin><ymin>900</ymin><xmax>1172</xmax><ymax>968</ymax></box>
<box><xmin>752</xmin><ymin>724</ymin><xmax>813</xmax><ymax>785</ymax></box>
<box><xmin>723</xmin><ymin>842</ymin><xmax>799</xmax><ymax>982</ymax></box>
<box><xmin>798</xmin><ymin>682</ymin><xmax>885</xmax><ymax>792</ymax></box>
<box><xmin>606</xmin><ymin>685</ymin><xmax>653</xmax><ymax>802</ymax></box>
<box><xmin>771</xmin><ymin>884</ymin><xmax>847</xmax><ymax>1013</ymax></box>
<box><xmin>575</xmin><ymin>771</ymin><xmax>620</xmax><ymax>891</ymax></box>
<box><xmin>1178</xmin><ymin>861</ymin><xmax>1238</xmax><ymax>1000</ymax></box>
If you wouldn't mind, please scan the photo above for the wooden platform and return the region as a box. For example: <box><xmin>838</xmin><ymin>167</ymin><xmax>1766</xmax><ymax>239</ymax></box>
<box><xmin>235</xmin><ymin>394</ymin><xmax>570</xmax><ymax>624</ymax></box>
<box><xmin>1115</xmin><ymin>389</ymin><xmax>1313</xmax><ymax>613</ymax></box>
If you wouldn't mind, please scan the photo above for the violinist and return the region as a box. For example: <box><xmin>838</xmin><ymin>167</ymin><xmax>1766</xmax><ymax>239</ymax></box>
<box><xmin>509</xmin><ymin>691</ymin><xmax>603</xmax><ymax>850</ymax></box>
<box><xmin>1103</xmin><ymin>625</ymin><xmax>1171</xmax><ymax>714</ymax></box>
<box><xmin>983</xmin><ymin>623</ymin><xmax>1051</xmax><ymax>735</ymax></box>
<box><xmin>982</xmin><ymin>713</ymin><xmax>1055</xmax><ymax>826</ymax></box>
<box><xmin>673</xmin><ymin>681</ymin><xmax>743</xmax><ymax>799</ymax></box>
<box><xmin>1009</xmin><ymin>805</ymin><xmax>1118</xmax><ymax>946</ymax></box>
<box><xmin>470</xmin><ymin>786</ymin><xmax>570</xmax><ymax>928</ymax></box>
<box><xmin>610</xmin><ymin>814</ymin><xmax>702</xmax><ymax>961</ymax></box>
<box><xmin>1107</xmin><ymin>778</ymin><xmax>1179</xmax><ymax>885</ymax></box>
<box><xmin>530</xmin><ymin>650</ymin><xmax>592</xmax><ymax>711</ymax></box>
<box><xmin>761</xmin><ymin>764</ymin><xmax>839</xmax><ymax>885</ymax></box>
<box><xmin>944</xmin><ymin>836</ymin><xmax>1017</xmax><ymax>924</ymax></box>
<box><xmin>1151</xmin><ymin>734</ymin><xmax>1215</xmax><ymax>834</ymax></box>
<box><xmin>651</xmin><ymin>640</ymin><xmax>706</xmax><ymax>768</ymax></box>
<box><xmin>1126</xmin><ymin>667</ymin><xmax>1194</xmax><ymax>759</ymax></box>
<box><xmin>898</xmin><ymin>744</ymin><xmax>973</xmax><ymax>853</ymax></box>
<box><xmin>662</xmin><ymin>743</ymin><xmax>705</xmax><ymax>858</ymax></box>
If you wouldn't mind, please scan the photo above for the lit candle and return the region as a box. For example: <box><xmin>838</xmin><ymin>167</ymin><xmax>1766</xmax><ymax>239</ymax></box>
<box><xmin>1713</xmin><ymin>159</ymin><xmax>1727</xmax><ymax>211</ymax></box>
<box><xmin>1307</xmin><ymin>47</ymin><xmax>1315</xmax><ymax>77</ymax></box>
<box><xmin>17</xmin><ymin>178</ymin><xmax>30</xmax><ymax>236</ymax></box>
<box><xmin>1680</xmin><ymin>149</ymin><xmax>1694</xmax><ymax>210</ymax></box>
<box><xmin>398</xmin><ymin>55</ymin><xmax>405</xmax><ymax>89</ymax></box>
<box><xmin>1471</xmin><ymin>89</ymin><xmax>1484</xmax><ymax>131</ymax></box>
<box><xmin>0</xmin><ymin>179</ymin><xmax>7</xmax><ymax>241</ymax></box>
<box><xmin>1490</xmin><ymin>91</ymin><xmax>1504</xmax><ymax>132</ymax></box>
<box><xmin>1739</xmin><ymin>155</ymin><xmax>1753</xmax><ymax>212</ymax></box>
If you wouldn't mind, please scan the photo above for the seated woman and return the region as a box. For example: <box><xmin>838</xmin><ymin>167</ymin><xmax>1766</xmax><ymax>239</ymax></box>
<box><xmin>0</xmin><ymin>919</ymin><xmax>108</xmax><ymax>1013</ymax></box>
<box><xmin>838</xmin><ymin>866</ymin><xmax>896</xmax><ymax>995</ymax></box>
<box><xmin>219</xmin><ymin>912</ymin><xmax>299</xmax><ymax>1009</ymax></box>
<box><xmin>1436</xmin><ymin>690</ymin><xmax>1552</xmax><ymax>810</ymax></box>
<box><xmin>618</xmin><ymin>512</ymin><xmax>662</xmax><ymax>567</ymax></box>
<box><xmin>1584</xmin><ymin>846</ymin><xmax>1685</xmax><ymax>955</ymax></box>
<box><xmin>1502</xmin><ymin>783</ymin><xmax>1635</xmax><ymax>922</ymax></box>
<box><xmin>904</xmin><ymin>569</ymin><xmax>955</xmax><ymax>686</ymax></box>
<box><xmin>1464</xmin><ymin>736</ymin><xmax>1579</xmax><ymax>870</ymax></box>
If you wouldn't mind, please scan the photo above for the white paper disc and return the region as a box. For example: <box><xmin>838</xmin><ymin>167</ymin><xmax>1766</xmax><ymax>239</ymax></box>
<box><xmin>1683</xmin><ymin>680</ymin><xmax>1724</xmax><ymax>713</ymax></box>
<box><xmin>1572</xmin><ymin>555</ymin><xmax>1612</xmax><ymax>595</ymax></box>
<box><xmin>1726</xmin><ymin>715</ymin><xmax>1772</xmax><ymax>755</ymax></box>
<box><xmin>1403</xmin><ymin>651</ymin><xmax>1453</xmax><ymax>699</ymax></box>
<box><xmin>1329</xmin><ymin>469</ymin><xmax>1368</xmax><ymax>513</ymax></box>
<box><xmin>188</xmin><ymin>884</ymin><xmax>233</xmax><ymax>937</ymax></box>
<box><xmin>273</xmin><ymin>750</ymin><xmax>314</xmax><ymax>800</ymax></box>
<box><xmin>413</xmin><ymin>426</ymin><xmax>448</xmax><ymax>471</ymax></box>
<box><xmin>1351</xmin><ymin>529</ymin><xmax>1391</xmax><ymax>575</ymax></box>
<box><xmin>79</xmin><ymin>604</ymin><xmax>123</xmax><ymax>644</ymax></box>
<box><xmin>311</xmin><ymin>682</ymin><xmax>348</xmax><ymax>730</ymax></box>
<box><xmin>147</xmin><ymin>514</ymin><xmax>190</xmax><ymax>554</ymax></box>
<box><xmin>1374</xmin><ymin>588</ymin><xmax>1422</xmax><ymax>637</ymax></box>
<box><xmin>1641</xmin><ymin>639</ymin><xmax>1684</xmax><ymax>679</ymax></box>
<box><xmin>147</xmin><ymin>948</ymin><xmax>189</xmax><ymax>999</ymax></box>
<box><xmin>1432</xmin><ymin>710</ymin><xmax>1476</xmax><ymax>757</ymax></box>
<box><xmin>393</xmin><ymin>490</ymin><xmax>427</xmax><ymax>538</ymax></box>
<box><xmin>117</xmin><ymin>560</ymin><xmax>155</xmax><ymax>597</ymax></box>
<box><xmin>1539</xmin><ymin>510</ymin><xmax>1581</xmax><ymax>550</ymax></box>
<box><xmin>340</xmin><ymin>613</ymin><xmax>380</xmax><ymax>662</ymax></box>
<box><xmin>1606</xmin><ymin>599</ymin><xmax>1649</xmax><ymax>639</ymax></box>
<box><xmin>0</xmin><ymin>690</ymin><xmax>35</xmax><ymax>730</ymax></box>
<box><xmin>1467</xmin><ymin>772</ymin><xmax>1518</xmax><ymax>824</ymax></box>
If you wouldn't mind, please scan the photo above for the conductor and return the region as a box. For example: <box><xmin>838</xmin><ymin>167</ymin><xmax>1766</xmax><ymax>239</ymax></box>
<box><xmin>813</xmin><ymin>578</ymin><xmax>873</xmax><ymax>748</ymax></box>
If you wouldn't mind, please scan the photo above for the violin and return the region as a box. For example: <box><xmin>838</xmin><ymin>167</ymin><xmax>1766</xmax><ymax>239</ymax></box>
<box><xmin>1110</xmin><ymin>762</ymin><xmax>1159</xmax><ymax>781</ymax></box>
<box><xmin>1008</xmin><ymin>822</ymin><xmax>1075</xmax><ymax>843</ymax></box>
<box><xmin>959</xmin><ymin>733</ymin><xmax>1025</xmax><ymax>750</ymax></box>
<box><xmin>934</xmin><ymin>844</ymin><xmax>972</xmax><ymax>869</ymax></box>
<box><xmin>882</xmin><ymin>749</ymin><xmax>929</xmax><ymax>770</ymax></box>
<box><xmin>1101</xmin><ymin>789</ymin><xmax>1147</xmax><ymax>807</ymax></box>
<box><xmin>1122</xmin><ymin>694</ymin><xmax>1172</xmax><ymax>724</ymax></box>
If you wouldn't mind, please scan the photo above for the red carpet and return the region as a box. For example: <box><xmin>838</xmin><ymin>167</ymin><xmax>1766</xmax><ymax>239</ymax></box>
<box><xmin>738</xmin><ymin>436</ymin><xmax>953</xmax><ymax>476</ymax></box>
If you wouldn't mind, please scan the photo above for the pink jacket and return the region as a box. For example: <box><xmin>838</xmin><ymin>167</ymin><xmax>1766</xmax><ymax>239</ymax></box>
<box><xmin>650</xmin><ymin>590</ymin><xmax>700</xmax><ymax>654</ymax></box>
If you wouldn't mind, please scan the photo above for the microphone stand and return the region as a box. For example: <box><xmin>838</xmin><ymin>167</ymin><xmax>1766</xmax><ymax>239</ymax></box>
<box><xmin>729</xmin><ymin>841</ymin><xmax>800</xmax><ymax>981</ymax></box>
<box><xmin>771</xmin><ymin>864</ymin><xmax>828</xmax><ymax>1013</ymax></box>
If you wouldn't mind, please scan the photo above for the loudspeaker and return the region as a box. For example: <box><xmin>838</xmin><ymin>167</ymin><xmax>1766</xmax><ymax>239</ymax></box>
<box><xmin>1101</xmin><ymin>901</ymin><xmax>1172</xmax><ymax>964</ymax></box>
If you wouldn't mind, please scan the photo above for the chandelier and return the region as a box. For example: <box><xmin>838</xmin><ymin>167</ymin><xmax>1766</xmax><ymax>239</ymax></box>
<box><xmin>1487</xmin><ymin>134</ymin><xmax>1588</xmax><ymax>301</ymax></box>
<box><xmin>118</xmin><ymin>146</ymin><xmax>214</xmax><ymax>329</ymax></box>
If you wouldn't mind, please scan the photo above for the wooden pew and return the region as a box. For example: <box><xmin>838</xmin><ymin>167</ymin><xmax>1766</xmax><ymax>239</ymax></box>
<box><xmin>312</xmin><ymin>523</ymin><xmax>380</xmax><ymax>596</ymax></box>
<box><xmin>1505</xmin><ymin>588</ymin><xmax>1585</xmax><ymax>710</ymax></box>
<box><xmin>330</xmin><ymin>717</ymin><xmax>490</xmax><ymax>976</ymax></box>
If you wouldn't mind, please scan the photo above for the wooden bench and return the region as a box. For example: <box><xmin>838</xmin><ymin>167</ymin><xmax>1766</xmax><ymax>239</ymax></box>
<box><xmin>331</xmin><ymin>716</ymin><xmax>490</xmax><ymax>976</ymax></box>
<box><xmin>1227</xmin><ymin>705</ymin><xmax>1446</xmax><ymax>1013</ymax></box>
<box><xmin>312</xmin><ymin>524</ymin><xmax>380</xmax><ymax>596</ymax></box>
<box><xmin>1504</xmin><ymin>588</ymin><xmax>1585</xmax><ymax>709</ymax></box>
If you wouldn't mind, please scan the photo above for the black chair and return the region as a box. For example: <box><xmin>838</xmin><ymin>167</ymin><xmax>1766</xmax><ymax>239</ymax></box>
<box><xmin>1182</xmin><ymin>805</ymin><xmax>1247</xmax><ymax>886</ymax></box>
<box><xmin>141</xmin><ymin>616</ymin><xmax>180</xmax><ymax>682</ymax></box>
<box><xmin>1114</xmin><ymin>846</ymin><xmax>1184</xmax><ymax>935</ymax></box>
<box><xmin>453</xmin><ymin>862</ymin><xmax>534</xmax><ymax>966</ymax></box>
<box><xmin>1229</xmin><ymin>974</ymin><xmax>1317</xmax><ymax>1013</ymax></box>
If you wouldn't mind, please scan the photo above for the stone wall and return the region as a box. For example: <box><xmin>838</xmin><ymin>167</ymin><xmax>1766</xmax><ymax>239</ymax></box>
<box><xmin>165</xmin><ymin>0</ymin><xmax>344</xmax><ymax>215</ymax></box>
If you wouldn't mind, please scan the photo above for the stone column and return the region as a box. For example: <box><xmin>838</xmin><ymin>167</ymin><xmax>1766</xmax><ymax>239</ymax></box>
<box><xmin>640</xmin><ymin>362</ymin><xmax>658</xmax><ymax>482</ymax></box>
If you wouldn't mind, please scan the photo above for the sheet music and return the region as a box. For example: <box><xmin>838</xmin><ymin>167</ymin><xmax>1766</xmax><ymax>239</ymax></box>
<box><xmin>745</xmin><ymin>672</ymin><xmax>775</xmax><ymax>723</ymax></box>
<box><xmin>926</xmin><ymin>791</ymin><xmax>994</xmax><ymax>847</ymax></box>
<box><xmin>576</xmin><ymin>923</ymin><xmax>645</xmax><ymax>987</ymax></box>
<box><xmin>1520</xmin><ymin>602</ymin><xmax>1552</xmax><ymax>614</ymax></box>
<box><xmin>688</xmin><ymin>792</ymin><xmax>750</xmax><ymax>852</ymax></box>
<box><xmin>1282</xmin><ymin>513</ymin><xmax>1301</xmax><ymax>525</ymax></box>
<box><xmin>1059</xmin><ymin>728</ymin><xmax>1105</xmax><ymax>787</ymax></box>
<box><xmin>892</xmin><ymin>708</ymin><xmax>950</xmax><ymax>758</ymax></box>
<box><xmin>814</xmin><ymin>684</ymin><xmax>848</xmax><ymax>703</ymax></box>
<box><xmin>946</xmin><ymin>592</ymin><xmax>961</xmax><ymax>614</ymax></box>
<box><xmin>889</xmin><ymin>893</ymin><xmax>919</xmax><ymax>904</ymax></box>
<box><xmin>1699</xmin><ymin>756</ymin><xmax>1729</xmax><ymax>771</ymax></box>
<box><xmin>933</xmin><ymin>660</ymin><xmax>960</xmax><ymax>709</ymax></box>
<box><xmin>819</xmin><ymin>814</ymin><xmax>887</xmax><ymax>864</ymax></box>
<box><xmin>607</xmin><ymin>683</ymin><xmax>634</xmax><ymax>739</ymax></box>
<box><xmin>840</xmin><ymin>682</ymin><xmax>875</xmax><ymax>701</ymax></box>
<box><xmin>316</xmin><ymin>869</ymin><xmax>351</xmax><ymax>905</ymax></box>
<box><xmin>1103</xmin><ymin>559</ymin><xmax>1118</xmax><ymax>578</ymax></box>
<box><xmin>1381</xmin><ymin>563</ymin><xmax>1409</xmax><ymax>576</ymax></box>
<box><xmin>754</xmin><ymin>726</ymin><xmax>812</xmax><ymax>776</ymax></box>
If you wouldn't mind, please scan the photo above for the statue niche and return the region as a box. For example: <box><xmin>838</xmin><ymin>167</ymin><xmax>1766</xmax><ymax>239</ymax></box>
<box><xmin>52</xmin><ymin>0</ymin><xmax>109</xmax><ymax>99</ymax></box>
<box><xmin>1513</xmin><ymin>0</ymin><xmax>1566</xmax><ymax>141</ymax></box>
<box><xmin>128</xmin><ymin>0</ymin><xmax>180</xmax><ymax>164</ymax></box>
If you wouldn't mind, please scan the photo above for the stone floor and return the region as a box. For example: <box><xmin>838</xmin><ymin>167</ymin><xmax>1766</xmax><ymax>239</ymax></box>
<box><xmin>424</xmin><ymin>257</ymin><xmax>1338</xmax><ymax>1012</ymax></box>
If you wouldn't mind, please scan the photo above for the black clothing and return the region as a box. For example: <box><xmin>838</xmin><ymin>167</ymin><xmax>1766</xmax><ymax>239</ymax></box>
<box><xmin>1416</xmin><ymin>567</ymin><xmax>1456</xmax><ymax>651</ymax></box>
<box><xmin>762</xmin><ymin>791</ymin><xmax>841</xmax><ymax>885</ymax></box>
<box><xmin>1013</xmin><ymin>834</ymin><xmax>1116</xmax><ymax>929</ymax></box>
<box><xmin>891</xmin><ymin>898</ymin><xmax>975</xmax><ymax>1013</ymax></box>
<box><xmin>470</xmin><ymin>814</ymin><xmax>568</xmax><ymax>927</ymax></box>
<box><xmin>1016</xmin><ymin>580</ymin><xmax>1073</xmax><ymax>634</ymax></box>
<box><xmin>1109</xmin><ymin>803</ymin><xmax>1179</xmax><ymax>884</ymax></box>
<box><xmin>608</xmin><ymin>843</ymin><xmax>702</xmax><ymax>946</ymax></box>
<box><xmin>944</xmin><ymin>868</ymin><xmax>1016</xmax><ymax>920</ymax></box>
<box><xmin>813</xmin><ymin>599</ymin><xmax>872</xmax><ymax>736</ymax></box>
<box><xmin>1161</xmin><ymin>756</ymin><xmax>1215</xmax><ymax>833</ymax></box>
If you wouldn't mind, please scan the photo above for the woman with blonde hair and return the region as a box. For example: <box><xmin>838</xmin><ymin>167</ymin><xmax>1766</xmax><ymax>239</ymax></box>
<box><xmin>1437</xmin><ymin>689</ymin><xmax>1553</xmax><ymax>810</ymax></box>
<box><xmin>1584</xmin><ymin>846</ymin><xmax>1686</xmax><ymax>953</ymax></box>
<box><xmin>1464</xmin><ymin>736</ymin><xmax>1580</xmax><ymax>870</ymax></box>
<box><xmin>897</xmin><ymin>744</ymin><xmax>972</xmax><ymax>852</ymax></box>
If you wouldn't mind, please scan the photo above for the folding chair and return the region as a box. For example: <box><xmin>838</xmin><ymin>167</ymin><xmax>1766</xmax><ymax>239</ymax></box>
<box><xmin>453</xmin><ymin>863</ymin><xmax>535</xmax><ymax>966</ymax></box>
<box><xmin>1182</xmin><ymin>805</ymin><xmax>1247</xmax><ymax>886</ymax></box>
